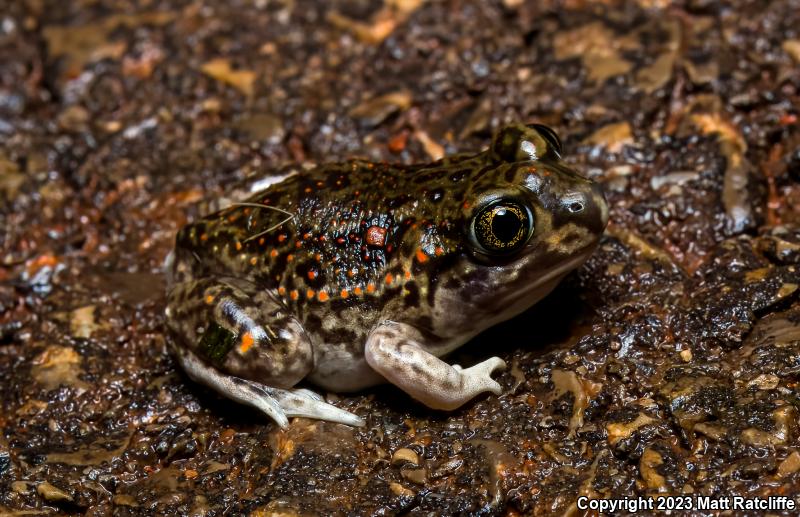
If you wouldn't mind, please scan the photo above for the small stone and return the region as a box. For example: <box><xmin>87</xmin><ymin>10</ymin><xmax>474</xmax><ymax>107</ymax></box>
<box><xmin>70</xmin><ymin>305</ymin><xmax>96</xmax><ymax>338</ymax></box>
<box><xmin>348</xmin><ymin>90</ymin><xmax>412</xmax><ymax>127</ymax></box>
<box><xmin>582</xmin><ymin>122</ymin><xmax>633</xmax><ymax>153</ymax></box>
<box><xmin>741</xmin><ymin>427</ymin><xmax>786</xmax><ymax>447</ymax></box>
<box><xmin>391</xmin><ymin>447</ymin><xmax>419</xmax><ymax>466</ymax></box>
<box><xmin>694</xmin><ymin>423</ymin><xmax>726</xmax><ymax>441</ymax></box>
<box><xmin>31</xmin><ymin>346</ymin><xmax>87</xmax><ymax>390</ymax></box>
<box><xmin>783</xmin><ymin>40</ymin><xmax>800</xmax><ymax>63</ymax></box>
<box><xmin>777</xmin><ymin>451</ymin><xmax>800</xmax><ymax>478</ymax></box>
<box><xmin>414</xmin><ymin>129</ymin><xmax>445</xmax><ymax>161</ymax></box>
<box><xmin>552</xmin><ymin>22</ymin><xmax>634</xmax><ymax>83</ymax></box>
<box><xmin>37</xmin><ymin>481</ymin><xmax>72</xmax><ymax>502</ymax></box>
<box><xmin>430</xmin><ymin>457</ymin><xmax>463</xmax><ymax>479</ymax></box>
<box><xmin>606</xmin><ymin>413</ymin><xmax>655</xmax><ymax>446</ymax></box>
<box><xmin>200</xmin><ymin>58</ymin><xmax>256</xmax><ymax>96</ymax></box>
<box><xmin>11</xmin><ymin>481</ymin><xmax>31</xmax><ymax>494</ymax></box>
<box><xmin>639</xmin><ymin>448</ymin><xmax>667</xmax><ymax>491</ymax></box>
<box><xmin>57</xmin><ymin>105</ymin><xmax>90</xmax><ymax>132</ymax></box>
<box><xmin>112</xmin><ymin>494</ymin><xmax>138</xmax><ymax>507</ymax></box>
<box><xmin>746</xmin><ymin>374</ymin><xmax>779</xmax><ymax>390</ymax></box>
<box><xmin>236</xmin><ymin>113</ymin><xmax>285</xmax><ymax>144</ymax></box>
<box><xmin>388</xmin><ymin>481</ymin><xmax>415</xmax><ymax>497</ymax></box>
<box><xmin>103</xmin><ymin>120</ymin><xmax>122</xmax><ymax>133</ymax></box>
<box><xmin>400</xmin><ymin>466</ymin><xmax>427</xmax><ymax>484</ymax></box>
<box><xmin>563</xmin><ymin>353</ymin><xmax>579</xmax><ymax>365</ymax></box>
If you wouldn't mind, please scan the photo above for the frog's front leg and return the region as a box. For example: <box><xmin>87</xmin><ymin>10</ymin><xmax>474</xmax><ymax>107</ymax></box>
<box><xmin>364</xmin><ymin>321</ymin><xmax>507</xmax><ymax>411</ymax></box>
<box><xmin>166</xmin><ymin>278</ymin><xmax>364</xmax><ymax>427</ymax></box>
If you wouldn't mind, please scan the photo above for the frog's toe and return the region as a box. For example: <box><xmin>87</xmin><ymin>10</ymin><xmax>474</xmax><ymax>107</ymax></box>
<box><xmin>470</xmin><ymin>356</ymin><xmax>506</xmax><ymax>375</ymax></box>
<box><xmin>462</xmin><ymin>356</ymin><xmax>507</xmax><ymax>395</ymax></box>
<box><xmin>292</xmin><ymin>387</ymin><xmax>324</xmax><ymax>401</ymax></box>
<box><xmin>265</xmin><ymin>386</ymin><xmax>365</xmax><ymax>427</ymax></box>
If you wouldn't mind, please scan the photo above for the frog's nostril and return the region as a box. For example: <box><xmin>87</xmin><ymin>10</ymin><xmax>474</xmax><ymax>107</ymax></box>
<box><xmin>567</xmin><ymin>202</ymin><xmax>585</xmax><ymax>213</ymax></box>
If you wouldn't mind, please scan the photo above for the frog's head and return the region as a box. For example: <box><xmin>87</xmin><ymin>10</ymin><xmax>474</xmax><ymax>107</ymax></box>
<box><xmin>427</xmin><ymin>123</ymin><xmax>608</xmax><ymax>339</ymax></box>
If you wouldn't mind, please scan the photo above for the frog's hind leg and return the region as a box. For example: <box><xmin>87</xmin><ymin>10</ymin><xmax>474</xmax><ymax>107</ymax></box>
<box><xmin>175</xmin><ymin>347</ymin><xmax>364</xmax><ymax>428</ymax></box>
<box><xmin>166</xmin><ymin>277</ymin><xmax>363</xmax><ymax>427</ymax></box>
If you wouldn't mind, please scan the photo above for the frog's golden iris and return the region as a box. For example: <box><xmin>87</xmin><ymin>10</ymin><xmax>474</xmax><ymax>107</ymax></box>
<box><xmin>472</xmin><ymin>200</ymin><xmax>532</xmax><ymax>254</ymax></box>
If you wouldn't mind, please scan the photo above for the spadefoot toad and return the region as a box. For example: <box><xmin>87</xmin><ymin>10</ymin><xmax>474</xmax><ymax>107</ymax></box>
<box><xmin>165</xmin><ymin>123</ymin><xmax>608</xmax><ymax>427</ymax></box>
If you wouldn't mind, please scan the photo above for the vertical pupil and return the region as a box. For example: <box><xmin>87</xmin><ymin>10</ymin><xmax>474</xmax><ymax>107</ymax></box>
<box><xmin>491</xmin><ymin>207</ymin><xmax>522</xmax><ymax>243</ymax></box>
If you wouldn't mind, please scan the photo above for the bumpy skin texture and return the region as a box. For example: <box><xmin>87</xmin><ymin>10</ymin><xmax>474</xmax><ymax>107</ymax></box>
<box><xmin>165</xmin><ymin>123</ymin><xmax>608</xmax><ymax>426</ymax></box>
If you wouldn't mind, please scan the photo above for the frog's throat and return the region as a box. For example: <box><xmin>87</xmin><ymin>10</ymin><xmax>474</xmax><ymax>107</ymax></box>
<box><xmin>428</xmin><ymin>244</ymin><xmax>597</xmax><ymax>348</ymax></box>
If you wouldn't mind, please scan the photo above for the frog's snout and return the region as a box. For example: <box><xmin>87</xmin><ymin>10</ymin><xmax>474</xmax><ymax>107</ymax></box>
<box><xmin>592</xmin><ymin>181</ymin><xmax>609</xmax><ymax>230</ymax></box>
<box><xmin>561</xmin><ymin>181</ymin><xmax>608</xmax><ymax>235</ymax></box>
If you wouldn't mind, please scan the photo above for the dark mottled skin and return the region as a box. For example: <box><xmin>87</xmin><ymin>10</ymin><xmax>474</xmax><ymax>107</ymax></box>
<box><xmin>165</xmin><ymin>124</ymin><xmax>608</xmax><ymax>422</ymax></box>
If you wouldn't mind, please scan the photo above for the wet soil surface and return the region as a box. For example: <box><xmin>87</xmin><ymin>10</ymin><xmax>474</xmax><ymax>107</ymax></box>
<box><xmin>2</xmin><ymin>0</ymin><xmax>800</xmax><ymax>515</ymax></box>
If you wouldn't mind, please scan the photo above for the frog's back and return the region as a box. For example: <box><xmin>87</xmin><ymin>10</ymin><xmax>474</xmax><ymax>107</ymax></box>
<box><xmin>175</xmin><ymin>155</ymin><xmax>480</xmax><ymax>325</ymax></box>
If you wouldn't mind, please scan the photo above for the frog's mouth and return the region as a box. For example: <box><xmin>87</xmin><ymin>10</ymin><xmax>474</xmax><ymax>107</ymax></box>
<box><xmin>430</xmin><ymin>243</ymin><xmax>599</xmax><ymax>344</ymax></box>
<box><xmin>481</xmin><ymin>244</ymin><xmax>597</xmax><ymax>326</ymax></box>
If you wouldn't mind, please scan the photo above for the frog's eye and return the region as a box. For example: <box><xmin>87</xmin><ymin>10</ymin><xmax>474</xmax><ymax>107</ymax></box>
<box><xmin>490</xmin><ymin>123</ymin><xmax>563</xmax><ymax>163</ymax></box>
<box><xmin>471</xmin><ymin>200</ymin><xmax>533</xmax><ymax>255</ymax></box>
<box><xmin>527</xmin><ymin>123</ymin><xmax>562</xmax><ymax>158</ymax></box>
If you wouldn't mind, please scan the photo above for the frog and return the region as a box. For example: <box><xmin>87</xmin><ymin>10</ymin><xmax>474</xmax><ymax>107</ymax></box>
<box><xmin>164</xmin><ymin>123</ymin><xmax>608</xmax><ymax>428</ymax></box>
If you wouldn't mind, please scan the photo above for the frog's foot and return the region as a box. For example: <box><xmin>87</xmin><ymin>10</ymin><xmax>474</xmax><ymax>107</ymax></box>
<box><xmin>365</xmin><ymin>321</ymin><xmax>507</xmax><ymax>411</ymax></box>
<box><xmin>176</xmin><ymin>347</ymin><xmax>365</xmax><ymax>428</ymax></box>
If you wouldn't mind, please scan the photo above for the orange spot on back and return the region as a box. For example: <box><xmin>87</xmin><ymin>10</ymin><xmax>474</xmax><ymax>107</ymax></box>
<box><xmin>367</xmin><ymin>283</ymin><xmax>376</xmax><ymax>293</ymax></box>
<box><xmin>278</xmin><ymin>286</ymin><xmax>286</xmax><ymax>296</ymax></box>
<box><xmin>270</xmin><ymin>249</ymin><xmax>279</xmax><ymax>258</ymax></box>
<box><xmin>404</xmin><ymin>270</ymin><xmax>411</xmax><ymax>279</ymax></box>
<box><xmin>258</xmin><ymin>237</ymin><xmax>265</xmax><ymax>245</ymax></box>
<box><xmin>318</xmin><ymin>291</ymin><xmax>329</xmax><ymax>302</ymax></box>
<box><xmin>235</xmin><ymin>242</ymin><xmax>242</xmax><ymax>251</ymax></box>
<box><xmin>239</xmin><ymin>332</ymin><xmax>254</xmax><ymax>353</ymax></box>
<box><xmin>205</xmin><ymin>294</ymin><xmax>215</xmax><ymax>304</ymax></box>
<box><xmin>365</xmin><ymin>225</ymin><xmax>388</xmax><ymax>247</ymax></box>
<box><xmin>287</xmin><ymin>254</ymin><xmax>294</xmax><ymax>262</ymax></box>
<box><xmin>415</xmin><ymin>249</ymin><xmax>428</xmax><ymax>263</ymax></box>
<box><xmin>340</xmin><ymin>289</ymin><xmax>349</xmax><ymax>299</ymax></box>
<box><xmin>200</xmin><ymin>233</ymin><xmax>208</xmax><ymax>242</ymax></box>
<box><xmin>290</xmin><ymin>290</ymin><xmax>299</xmax><ymax>300</ymax></box>
<box><xmin>250</xmin><ymin>257</ymin><xmax>258</xmax><ymax>265</ymax></box>
<box><xmin>385</xmin><ymin>273</ymin><xmax>394</xmax><ymax>285</ymax></box>
<box><xmin>307</xmin><ymin>289</ymin><xmax>315</xmax><ymax>299</ymax></box>
<box><xmin>354</xmin><ymin>286</ymin><xmax>363</xmax><ymax>296</ymax></box>
<box><xmin>308</xmin><ymin>270</ymin><xmax>317</xmax><ymax>280</ymax></box>
<box><xmin>435</xmin><ymin>247</ymin><xmax>445</xmax><ymax>256</ymax></box>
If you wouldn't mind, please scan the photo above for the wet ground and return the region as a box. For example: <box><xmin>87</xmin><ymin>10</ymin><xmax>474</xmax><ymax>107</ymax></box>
<box><xmin>2</xmin><ymin>0</ymin><xmax>800</xmax><ymax>515</ymax></box>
